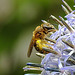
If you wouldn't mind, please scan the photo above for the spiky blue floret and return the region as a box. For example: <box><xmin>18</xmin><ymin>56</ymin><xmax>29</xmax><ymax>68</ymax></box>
<box><xmin>41</xmin><ymin>11</ymin><xmax>75</xmax><ymax>75</ymax></box>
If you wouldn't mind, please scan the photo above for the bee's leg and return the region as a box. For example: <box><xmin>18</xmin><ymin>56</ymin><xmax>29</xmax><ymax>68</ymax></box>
<box><xmin>42</xmin><ymin>40</ymin><xmax>52</xmax><ymax>45</ymax></box>
<box><xmin>45</xmin><ymin>36</ymin><xmax>56</xmax><ymax>43</ymax></box>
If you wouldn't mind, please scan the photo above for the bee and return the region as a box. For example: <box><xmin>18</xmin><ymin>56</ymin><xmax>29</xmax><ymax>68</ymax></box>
<box><xmin>27</xmin><ymin>21</ymin><xmax>57</xmax><ymax>57</ymax></box>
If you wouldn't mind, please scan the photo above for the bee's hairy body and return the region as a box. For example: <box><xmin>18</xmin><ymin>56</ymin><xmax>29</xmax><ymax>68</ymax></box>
<box><xmin>34</xmin><ymin>40</ymin><xmax>49</xmax><ymax>54</ymax></box>
<box><xmin>27</xmin><ymin>22</ymin><xmax>56</xmax><ymax>57</ymax></box>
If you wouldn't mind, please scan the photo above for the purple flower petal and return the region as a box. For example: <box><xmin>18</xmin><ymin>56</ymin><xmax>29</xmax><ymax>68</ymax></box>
<box><xmin>61</xmin><ymin>65</ymin><xmax>75</xmax><ymax>71</ymax></box>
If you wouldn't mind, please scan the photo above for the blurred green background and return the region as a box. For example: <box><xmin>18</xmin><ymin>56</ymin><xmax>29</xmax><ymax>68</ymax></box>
<box><xmin>0</xmin><ymin>0</ymin><xmax>74</xmax><ymax>75</ymax></box>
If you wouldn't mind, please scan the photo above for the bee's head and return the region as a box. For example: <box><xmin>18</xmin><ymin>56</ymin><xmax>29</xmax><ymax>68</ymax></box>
<box><xmin>33</xmin><ymin>26</ymin><xmax>45</xmax><ymax>39</ymax></box>
<box><xmin>41</xmin><ymin>23</ymin><xmax>57</xmax><ymax>33</ymax></box>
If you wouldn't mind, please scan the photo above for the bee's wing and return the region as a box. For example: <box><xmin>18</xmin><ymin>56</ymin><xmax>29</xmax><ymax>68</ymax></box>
<box><xmin>27</xmin><ymin>37</ymin><xmax>34</xmax><ymax>57</ymax></box>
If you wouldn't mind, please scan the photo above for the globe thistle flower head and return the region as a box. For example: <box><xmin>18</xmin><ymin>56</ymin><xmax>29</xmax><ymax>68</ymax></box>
<box><xmin>23</xmin><ymin>0</ymin><xmax>75</xmax><ymax>75</ymax></box>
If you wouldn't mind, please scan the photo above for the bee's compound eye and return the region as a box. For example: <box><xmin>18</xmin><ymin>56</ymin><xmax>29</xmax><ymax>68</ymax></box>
<box><xmin>43</xmin><ymin>25</ymin><xmax>54</xmax><ymax>30</ymax></box>
<box><xmin>45</xmin><ymin>27</ymin><xmax>55</xmax><ymax>30</ymax></box>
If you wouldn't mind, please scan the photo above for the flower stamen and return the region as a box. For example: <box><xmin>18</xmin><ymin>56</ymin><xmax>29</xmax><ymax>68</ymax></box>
<box><xmin>50</xmin><ymin>15</ymin><xmax>64</xmax><ymax>26</ymax></box>
<box><xmin>62</xmin><ymin>0</ymin><xmax>72</xmax><ymax>12</ymax></box>
<box><xmin>59</xmin><ymin>16</ymin><xmax>75</xmax><ymax>33</ymax></box>
<box><xmin>61</xmin><ymin>5</ymin><xmax>70</xmax><ymax>14</ymax></box>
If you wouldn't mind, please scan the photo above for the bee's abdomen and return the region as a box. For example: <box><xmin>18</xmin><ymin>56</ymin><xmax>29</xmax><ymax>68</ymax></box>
<box><xmin>34</xmin><ymin>43</ymin><xmax>49</xmax><ymax>54</ymax></box>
